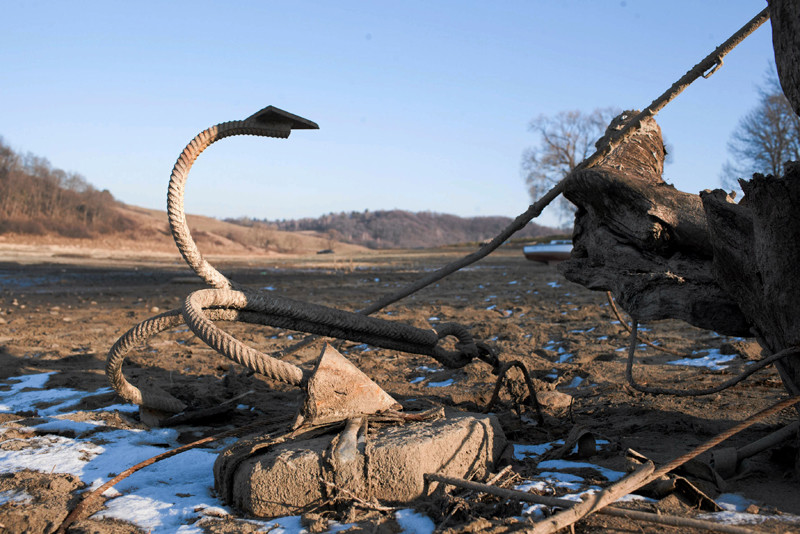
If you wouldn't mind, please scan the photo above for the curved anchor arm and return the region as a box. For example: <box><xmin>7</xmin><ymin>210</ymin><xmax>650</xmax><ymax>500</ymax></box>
<box><xmin>167</xmin><ymin>106</ymin><xmax>318</xmax><ymax>288</ymax></box>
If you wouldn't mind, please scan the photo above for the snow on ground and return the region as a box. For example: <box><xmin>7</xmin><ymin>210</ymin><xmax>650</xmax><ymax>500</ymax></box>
<box><xmin>0</xmin><ymin>372</ymin><xmax>360</xmax><ymax>533</ymax></box>
<box><xmin>2</xmin><ymin>372</ymin><xmax>797</xmax><ymax>532</ymax></box>
<box><xmin>668</xmin><ymin>348</ymin><xmax>738</xmax><ymax>371</ymax></box>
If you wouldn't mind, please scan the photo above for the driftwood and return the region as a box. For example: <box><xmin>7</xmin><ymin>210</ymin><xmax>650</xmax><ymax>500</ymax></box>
<box><xmin>702</xmin><ymin>165</ymin><xmax>800</xmax><ymax>395</ymax></box>
<box><xmin>559</xmin><ymin>3</ymin><xmax>800</xmax><ymax>398</ymax></box>
<box><xmin>770</xmin><ymin>0</ymin><xmax>800</xmax><ymax>116</ymax></box>
<box><xmin>559</xmin><ymin>113</ymin><xmax>750</xmax><ymax>336</ymax></box>
<box><xmin>561</xmin><ymin>114</ymin><xmax>800</xmax><ymax>393</ymax></box>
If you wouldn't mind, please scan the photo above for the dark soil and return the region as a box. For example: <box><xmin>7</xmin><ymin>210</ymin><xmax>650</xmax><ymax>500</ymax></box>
<box><xmin>0</xmin><ymin>248</ymin><xmax>797</xmax><ymax>533</ymax></box>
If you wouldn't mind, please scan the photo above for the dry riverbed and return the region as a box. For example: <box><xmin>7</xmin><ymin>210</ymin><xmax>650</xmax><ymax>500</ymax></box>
<box><xmin>0</xmin><ymin>247</ymin><xmax>798</xmax><ymax>533</ymax></box>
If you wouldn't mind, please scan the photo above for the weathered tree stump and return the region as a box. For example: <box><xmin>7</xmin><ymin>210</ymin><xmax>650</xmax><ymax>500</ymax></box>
<box><xmin>559</xmin><ymin>112</ymin><xmax>750</xmax><ymax>337</ymax></box>
<box><xmin>770</xmin><ymin>0</ymin><xmax>800</xmax><ymax>116</ymax></box>
<box><xmin>558</xmin><ymin>3</ymin><xmax>800</xmax><ymax>400</ymax></box>
<box><xmin>559</xmin><ymin>109</ymin><xmax>800</xmax><ymax>397</ymax></box>
<box><xmin>702</xmin><ymin>164</ymin><xmax>800</xmax><ymax>396</ymax></box>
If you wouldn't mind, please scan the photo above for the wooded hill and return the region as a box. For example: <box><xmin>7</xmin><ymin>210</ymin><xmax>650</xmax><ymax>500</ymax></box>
<box><xmin>228</xmin><ymin>210</ymin><xmax>556</xmax><ymax>249</ymax></box>
<box><xmin>0</xmin><ymin>137</ymin><xmax>133</xmax><ymax>237</ymax></box>
<box><xmin>0</xmin><ymin>137</ymin><xmax>557</xmax><ymax>250</ymax></box>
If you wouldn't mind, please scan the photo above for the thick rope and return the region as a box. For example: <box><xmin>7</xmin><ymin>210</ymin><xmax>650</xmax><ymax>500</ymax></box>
<box><xmin>106</xmin><ymin>306</ymin><xmax>295</xmax><ymax>411</ymax></box>
<box><xmin>167</xmin><ymin>121</ymin><xmax>289</xmax><ymax>289</ymax></box>
<box><xmin>606</xmin><ymin>291</ymin><xmax>686</xmax><ymax>356</ymax></box>
<box><xmin>182</xmin><ymin>290</ymin><xmax>306</xmax><ymax>386</ymax></box>
<box><xmin>182</xmin><ymin>288</ymin><xmax>478</xmax><ymax>376</ymax></box>
<box><xmin>106</xmin><ymin>287</ymin><xmax>485</xmax><ymax>410</ymax></box>
<box><xmin>484</xmin><ymin>360</ymin><xmax>544</xmax><ymax>425</ymax></box>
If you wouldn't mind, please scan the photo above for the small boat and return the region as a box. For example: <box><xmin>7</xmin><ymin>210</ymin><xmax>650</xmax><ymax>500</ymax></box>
<box><xmin>523</xmin><ymin>239</ymin><xmax>572</xmax><ymax>264</ymax></box>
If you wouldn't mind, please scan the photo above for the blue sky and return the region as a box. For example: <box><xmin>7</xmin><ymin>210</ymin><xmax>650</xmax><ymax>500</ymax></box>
<box><xmin>1</xmin><ymin>1</ymin><xmax>774</xmax><ymax>227</ymax></box>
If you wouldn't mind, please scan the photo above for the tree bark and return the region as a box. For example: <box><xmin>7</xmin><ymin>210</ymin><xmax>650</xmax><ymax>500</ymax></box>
<box><xmin>558</xmin><ymin>112</ymin><xmax>751</xmax><ymax>336</ymax></box>
<box><xmin>702</xmin><ymin>164</ymin><xmax>800</xmax><ymax>395</ymax></box>
<box><xmin>770</xmin><ymin>0</ymin><xmax>800</xmax><ymax>116</ymax></box>
<box><xmin>558</xmin><ymin>6</ymin><xmax>800</xmax><ymax>398</ymax></box>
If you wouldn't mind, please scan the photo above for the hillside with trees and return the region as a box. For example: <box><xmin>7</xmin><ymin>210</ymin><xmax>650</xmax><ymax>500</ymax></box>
<box><xmin>0</xmin><ymin>137</ymin><xmax>557</xmax><ymax>252</ymax></box>
<box><xmin>228</xmin><ymin>210</ymin><xmax>556</xmax><ymax>249</ymax></box>
<box><xmin>0</xmin><ymin>137</ymin><xmax>134</xmax><ymax>237</ymax></box>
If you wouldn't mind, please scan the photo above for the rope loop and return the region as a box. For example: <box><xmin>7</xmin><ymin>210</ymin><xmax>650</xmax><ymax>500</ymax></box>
<box><xmin>432</xmin><ymin>322</ymin><xmax>481</xmax><ymax>368</ymax></box>
<box><xmin>475</xmin><ymin>341</ymin><xmax>501</xmax><ymax>372</ymax></box>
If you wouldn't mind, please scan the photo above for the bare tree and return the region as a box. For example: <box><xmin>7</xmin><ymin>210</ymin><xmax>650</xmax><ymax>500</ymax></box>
<box><xmin>721</xmin><ymin>69</ymin><xmax>800</xmax><ymax>191</ymax></box>
<box><xmin>521</xmin><ymin>107</ymin><xmax>619</xmax><ymax>225</ymax></box>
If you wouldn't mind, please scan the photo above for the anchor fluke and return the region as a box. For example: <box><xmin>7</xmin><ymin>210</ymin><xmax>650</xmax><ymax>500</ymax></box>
<box><xmin>299</xmin><ymin>343</ymin><xmax>400</xmax><ymax>427</ymax></box>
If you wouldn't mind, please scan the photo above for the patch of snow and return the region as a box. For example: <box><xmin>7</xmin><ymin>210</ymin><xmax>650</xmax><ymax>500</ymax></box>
<box><xmin>426</xmin><ymin>379</ymin><xmax>454</xmax><ymax>388</ymax></box>
<box><xmin>0</xmin><ymin>489</ymin><xmax>34</xmax><ymax>505</ymax></box>
<box><xmin>547</xmin><ymin>281</ymin><xmax>561</xmax><ymax>288</ymax></box>
<box><xmin>556</xmin><ymin>352</ymin><xmax>574</xmax><ymax>364</ymax></box>
<box><xmin>521</xmin><ymin>503</ymin><xmax>548</xmax><ymax>518</ymax></box>
<box><xmin>716</xmin><ymin>493</ymin><xmax>754</xmax><ymax>512</ymax></box>
<box><xmin>562</xmin><ymin>376</ymin><xmax>584</xmax><ymax>389</ymax></box>
<box><xmin>395</xmin><ymin>508</ymin><xmax>435</xmax><ymax>534</ymax></box>
<box><xmin>536</xmin><ymin>460</ymin><xmax>624</xmax><ymax>482</ymax></box>
<box><xmin>92</xmin><ymin>403</ymin><xmax>140</xmax><ymax>413</ymax></box>
<box><xmin>30</xmin><ymin>416</ymin><xmax>105</xmax><ymax>435</ymax></box>
<box><xmin>0</xmin><ymin>373</ymin><xmax>100</xmax><ymax>415</ymax></box>
<box><xmin>538</xmin><ymin>471</ymin><xmax>585</xmax><ymax>484</ymax></box>
<box><xmin>512</xmin><ymin>441</ymin><xmax>563</xmax><ymax>460</ymax></box>
<box><xmin>668</xmin><ymin>349</ymin><xmax>737</xmax><ymax>371</ymax></box>
<box><xmin>0</xmin><ymin>434</ymin><xmax>105</xmax><ymax>475</ymax></box>
<box><xmin>569</xmin><ymin>327</ymin><xmax>595</xmax><ymax>334</ymax></box>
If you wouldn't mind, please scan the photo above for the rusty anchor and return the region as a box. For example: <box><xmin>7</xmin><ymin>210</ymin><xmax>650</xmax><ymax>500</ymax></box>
<box><xmin>105</xmin><ymin>105</ymin><xmax>507</xmax><ymax>516</ymax></box>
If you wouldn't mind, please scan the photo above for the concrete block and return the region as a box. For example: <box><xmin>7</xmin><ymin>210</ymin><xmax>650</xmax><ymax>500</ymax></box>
<box><xmin>215</xmin><ymin>411</ymin><xmax>507</xmax><ymax>518</ymax></box>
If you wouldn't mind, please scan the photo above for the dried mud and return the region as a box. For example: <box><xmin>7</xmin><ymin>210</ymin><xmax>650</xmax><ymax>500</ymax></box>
<box><xmin>0</xmin><ymin>247</ymin><xmax>798</xmax><ymax>533</ymax></box>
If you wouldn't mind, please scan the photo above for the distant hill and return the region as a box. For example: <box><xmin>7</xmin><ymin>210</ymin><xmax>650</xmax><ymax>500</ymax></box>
<box><xmin>0</xmin><ymin>136</ymin><xmax>557</xmax><ymax>253</ymax></box>
<box><xmin>228</xmin><ymin>210</ymin><xmax>557</xmax><ymax>249</ymax></box>
<box><xmin>0</xmin><ymin>136</ymin><xmax>131</xmax><ymax>238</ymax></box>
<box><xmin>0</xmin><ymin>136</ymin><xmax>368</xmax><ymax>255</ymax></box>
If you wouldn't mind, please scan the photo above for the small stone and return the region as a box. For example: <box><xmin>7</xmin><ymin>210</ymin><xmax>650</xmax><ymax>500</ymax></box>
<box><xmin>62</xmin><ymin>317</ymin><xmax>73</xmax><ymax>323</ymax></box>
<box><xmin>745</xmin><ymin>504</ymin><xmax>760</xmax><ymax>514</ymax></box>
<box><xmin>536</xmin><ymin>390</ymin><xmax>573</xmax><ymax>409</ymax></box>
<box><xmin>0</xmin><ymin>317</ymin><xmax>6</xmax><ymax>325</ymax></box>
<box><xmin>12</xmin><ymin>299</ymin><xmax>18</xmax><ymax>306</ymax></box>
<box><xmin>150</xmin><ymin>306</ymin><xmax>160</xmax><ymax>313</ymax></box>
<box><xmin>90</xmin><ymin>301</ymin><xmax>98</xmax><ymax>305</ymax></box>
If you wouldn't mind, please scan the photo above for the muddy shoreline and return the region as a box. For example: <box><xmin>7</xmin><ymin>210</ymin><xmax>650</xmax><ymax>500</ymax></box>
<box><xmin>0</xmin><ymin>249</ymin><xmax>797</xmax><ymax>533</ymax></box>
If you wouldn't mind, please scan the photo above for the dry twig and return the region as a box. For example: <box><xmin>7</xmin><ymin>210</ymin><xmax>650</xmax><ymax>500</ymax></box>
<box><xmin>425</xmin><ymin>472</ymin><xmax>760</xmax><ymax>534</ymax></box>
